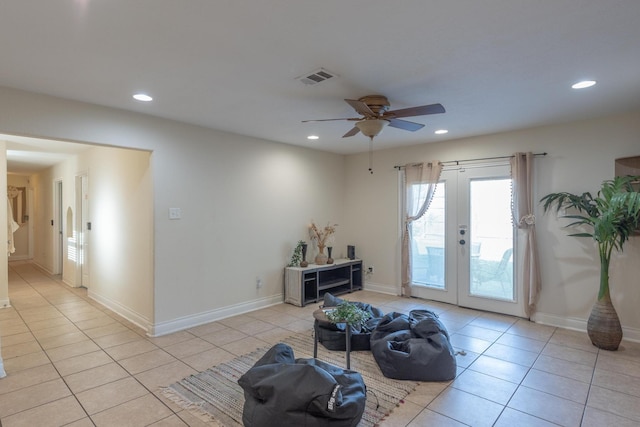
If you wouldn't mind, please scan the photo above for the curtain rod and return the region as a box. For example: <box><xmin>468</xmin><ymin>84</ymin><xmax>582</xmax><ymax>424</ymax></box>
<box><xmin>394</xmin><ymin>152</ymin><xmax>547</xmax><ymax>169</ymax></box>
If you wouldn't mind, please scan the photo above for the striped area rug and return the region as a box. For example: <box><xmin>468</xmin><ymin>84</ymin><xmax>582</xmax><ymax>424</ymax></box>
<box><xmin>161</xmin><ymin>330</ymin><xmax>419</xmax><ymax>426</ymax></box>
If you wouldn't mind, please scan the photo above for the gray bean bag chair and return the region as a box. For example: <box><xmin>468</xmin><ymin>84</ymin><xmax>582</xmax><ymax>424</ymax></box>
<box><xmin>315</xmin><ymin>293</ymin><xmax>384</xmax><ymax>351</ymax></box>
<box><xmin>238</xmin><ymin>343</ymin><xmax>366</xmax><ymax>427</ymax></box>
<box><xmin>369</xmin><ymin>309</ymin><xmax>457</xmax><ymax>381</ymax></box>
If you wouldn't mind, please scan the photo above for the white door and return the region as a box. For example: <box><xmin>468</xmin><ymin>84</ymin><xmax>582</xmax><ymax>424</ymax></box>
<box><xmin>75</xmin><ymin>174</ymin><xmax>90</xmax><ymax>288</ymax></box>
<box><xmin>410</xmin><ymin>164</ymin><xmax>524</xmax><ymax>317</ymax></box>
<box><xmin>53</xmin><ymin>180</ymin><xmax>63</xmax><ymax>275</ymax></box>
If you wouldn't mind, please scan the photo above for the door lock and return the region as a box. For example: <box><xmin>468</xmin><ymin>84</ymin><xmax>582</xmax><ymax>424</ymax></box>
<box><xmin>459</xmin><ymin>239</ymin><xmax>466</xmax><ymax>245</ymax></box>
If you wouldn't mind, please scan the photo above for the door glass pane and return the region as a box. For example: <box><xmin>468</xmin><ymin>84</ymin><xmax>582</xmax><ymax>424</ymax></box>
<box><xmin>469</xmin><ymin>178</ymin><xmax>514</xmax><ymax>300</ymax></box>
<box><xmin>411</xmin><ymin>183</ymin><xmax>445</xmax><ymax>288</ymax></box>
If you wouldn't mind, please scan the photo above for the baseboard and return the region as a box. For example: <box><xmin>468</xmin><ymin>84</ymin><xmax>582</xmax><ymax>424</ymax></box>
<box><xmin>0</xmin><ymin>298</ymin><xmax>10</xmax><ymax>309</ymax></box>
<box><xmin>149</xmin><ymin>293</ymin><xmax>285</xmax><ymax>337</ymax></box>
<box><xmin>533</xmin><ymin>311</ymin><xmax>640</xmax><ymax>343</ymax></box>
<box><xmin>61</xmin><ymin>277</ymin><xmax>80</xmax><ymax>288</ymax></box>
<box><xmin>88</xmin><ymin>290</ymin><xmax>153</xmax><ymax>334</ymax></box>
<box><xmin>364</xmin><ymin>281</ymin><xmax>398</xmax><ymax>295</ymax></box>
<box><xmin>31</xmin><ymin>261</ymin><xmax>55</xmax><ymax>276</ymax></box>
<box><xmin>8</xmin><ymin>254</ymin><xmax>30</xmax><ymax>261</ymax></box>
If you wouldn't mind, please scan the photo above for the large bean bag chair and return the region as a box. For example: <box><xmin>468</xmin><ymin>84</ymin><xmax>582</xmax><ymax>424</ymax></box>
<box><xmin>315</xmin><ymin>293</ymin><xmax>384</xmax><ymax>351</ymax></box>
<box><xmin>238</xmin><ymin>343</ymin><xmax>366</xmax><ymax>427</ymax></box>
<box><xmin>370</xmin><ymin>309</ymin><xmax>456</xmax><ymax>381</ymax></box>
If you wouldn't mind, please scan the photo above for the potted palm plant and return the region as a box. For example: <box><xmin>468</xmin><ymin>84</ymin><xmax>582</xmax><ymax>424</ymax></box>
<box><xmin>541</xmin><ymin>175</ymin><xmax>640</xmax><ymax>350</ymax></box>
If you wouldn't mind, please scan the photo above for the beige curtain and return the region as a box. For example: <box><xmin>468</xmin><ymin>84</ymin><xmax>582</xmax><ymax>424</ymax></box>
<box><xmin>7</xmin><ymin>186</ymin><xmax>26</xmax><ymax>224</ymax></box>
<box><xmin>510</xmin><ymin>152</ymin><xmax>541</xmax><ymax>317</ymax></box>
<box><xmin>401</xmin><ymin>161</ymin><xmax>442</xmax><ymax>296</ymax></box>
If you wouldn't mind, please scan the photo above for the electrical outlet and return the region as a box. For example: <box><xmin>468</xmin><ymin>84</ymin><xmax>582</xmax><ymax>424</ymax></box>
<box><xmin>367</xmin><ymin>266</ymin><xmax>374</xmax><ymax>274</ymax></box>
<box><xmin>168</xmin><ymin>207</ymin><xmax>182</xmax><ymax>220</ymax></box>
<box><xmin>256</xmin><ymin>277</ymin><xmax>263</xmax><ymax>288</ymax></box>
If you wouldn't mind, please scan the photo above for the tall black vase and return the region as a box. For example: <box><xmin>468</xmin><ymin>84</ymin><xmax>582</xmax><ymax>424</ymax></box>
<box><xmin>300</xmin><ymin>243</ymin><xmax>308</xmax><ymax>267</ymax></box>
<box><xmin>327</xmin><ymin>246</ymin><xmax>334</xmax><ymax>264</ymax></box>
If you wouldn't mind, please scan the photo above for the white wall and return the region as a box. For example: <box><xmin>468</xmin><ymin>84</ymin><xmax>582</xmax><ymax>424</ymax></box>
<box><xmin>0</xmin><ymin>140</ymin><xmax>8</xmax><ymax>308</ymax></box>
<box><xmin>79</xmin><ymin>147</ymin><xmax>154</xmax><ymax>327</ymax></box>
<box><xmin>344</xmin><ymin>111</ymin><xmax>640</xmax><ymax>336</ymax></box>
<box><xmin>27</xmin><ymin>146</ymin><xmax>154</xmax><ymax>328</ymax></box>
<box><xmin>0</xmin><ymin>86</ymin><xmax>346</xmax><ymax>335</ymax></box>
<box><xmin>0</xmin><ymin>147</ymin><xmax>9</xmax><ymax>372</ymax></box>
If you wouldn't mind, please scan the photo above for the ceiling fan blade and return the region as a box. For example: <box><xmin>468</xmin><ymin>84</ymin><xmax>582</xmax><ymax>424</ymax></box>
<box><xmin>342</xmin><ymin>127</ymin><xmax>360</xmax><ymax>138</ymax></box>
<box><xmin>386</xmin><ymin>103</ymin><xmax>446</xmax><ymax>118</ymax></box>
<box><xmin>302</xmin><ymin>117</ymin><xmax>360</xmax><ymax>123</ymax></box>
<box><xmin>388</xmin><ymin>118</ymin><xmax>425</xmax><ymax>132</ymax></box>
<box><xmin>345</xmin><ymin>99</ymin><xmax>375</xmax><ymax>117</ymax></box>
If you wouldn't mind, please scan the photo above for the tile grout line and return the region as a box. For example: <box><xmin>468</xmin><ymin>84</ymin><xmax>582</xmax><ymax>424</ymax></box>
<box><xmin>6</xmin><ymin>263</ymin><xmax>185</xmax><ymax>425</ymax></box>
<box><xmin>4</xmin><ymin>264</ymin><xmax>94</xmax><ymax>425</ymax></box>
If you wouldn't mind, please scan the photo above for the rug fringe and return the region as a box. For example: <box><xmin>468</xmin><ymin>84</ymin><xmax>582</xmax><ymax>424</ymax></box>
<box><xmin>159</xmin><ymin>331</ymin><xmax>418</xmax><ymax>427</ymax></box>
<box><xmin>160</xmin><ymin>387</ymin><xmax>224</xmax><ymax>426</ymax></box>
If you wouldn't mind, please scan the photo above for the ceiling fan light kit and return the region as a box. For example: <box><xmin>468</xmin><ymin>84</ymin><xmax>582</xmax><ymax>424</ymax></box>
<box><xmin>355</xmin><ymin>119</ymin><xmax>389</xmax><ymax>138</ymax></box>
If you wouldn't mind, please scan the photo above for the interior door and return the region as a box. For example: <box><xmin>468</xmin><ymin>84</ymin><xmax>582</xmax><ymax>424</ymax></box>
<box><xmin>75</xmin><ymin>174</ymin><xmax>90</xmax><ymax>288</ymax></box>
<box><xmin>410</xmin><ymin>164</ymin><xmax>524</xmax><ymax>317</ymax></box>
<box><xmin>54</xmin><ymin>180</ymin><xmax>63</xmax><ymax>275</ymax></box>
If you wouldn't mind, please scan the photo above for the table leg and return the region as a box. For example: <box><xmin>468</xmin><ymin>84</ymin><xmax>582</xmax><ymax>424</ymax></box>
<box><xmin>313</xmin><ymin>319</ymin><xmax>318</xmax><ymax>359</ymax></box>
<box><xmin>345</xmin><ymin>323</ymin><xmax>351</xmax><ymax>370</ymax></box>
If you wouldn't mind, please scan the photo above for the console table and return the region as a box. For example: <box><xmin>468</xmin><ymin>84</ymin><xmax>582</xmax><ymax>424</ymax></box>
<box><xmin>284</xmin><ymin>259</ymin><xmax>362</xmax><ymax>307</ymax></box>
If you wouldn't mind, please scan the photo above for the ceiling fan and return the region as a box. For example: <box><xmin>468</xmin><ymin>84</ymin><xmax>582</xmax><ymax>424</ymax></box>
<box><xmin>303</xmin><ymin>95</ymin><xmax>446</xmax><ymax>139</ymax></box>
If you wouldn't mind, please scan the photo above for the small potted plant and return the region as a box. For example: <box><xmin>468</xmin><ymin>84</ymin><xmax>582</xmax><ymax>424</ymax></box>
<box><xmin>287</xmin><ymin>240</ymin><xmax>307</xmax><ymax>267</ymax></box>
<box><xmin>326</xmin><ymin>301</ymin><xmax>372</xmax><ymax>331</ymax></box>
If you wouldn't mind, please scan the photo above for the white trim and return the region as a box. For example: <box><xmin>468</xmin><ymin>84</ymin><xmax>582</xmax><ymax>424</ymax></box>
<box><xmin>88</xmin><ymin>290</ymin><xmax>152</xmax><ymax>333</ymax></box>
<box><xmin>53</xmin><ymin>179</ymin><xmax>63</xmax><ymax>275</ymax></box>
<box><xmin>61</xmin><ymin>277</ymin><xmax>80</xmax><ymax>288</ymax></box>
<box><xmin>32</xmin><ymin>260</ymin><xmax>54</xmax><ymax>276</ymax></box>
<box><xmin>148</xmin><ymin>293</ymin><xmax>285</xmax><ymax>337</ymax></box>
<box><xmin>0</xmin><ymin>298</ymin><xmax>10</xmax><ymax>308</ymax></box>
<box><xmin>364</xmin><ymin>281</ymin><xmax>398</xmax><ymax>296</ymax></box>
<box><xmin>533</xmin><ymin>311</ymin><xmax>640</xmax><ymax>343</ymax></box>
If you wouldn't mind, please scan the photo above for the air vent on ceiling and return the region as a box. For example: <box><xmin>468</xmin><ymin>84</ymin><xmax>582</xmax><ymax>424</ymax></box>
<box><xmin>296</xmin><ymin>68</ymin><xmax>338</xmax><ymax>86</ymax></box>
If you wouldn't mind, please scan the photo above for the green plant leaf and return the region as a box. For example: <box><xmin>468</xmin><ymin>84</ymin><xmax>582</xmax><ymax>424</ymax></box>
<box><xmin>541</xmin><ymin>175</ymin><xmax>640</xmax><ymax>298</ymax></box>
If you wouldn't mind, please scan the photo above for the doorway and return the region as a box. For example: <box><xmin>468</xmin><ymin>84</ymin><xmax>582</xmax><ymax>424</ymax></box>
<box><xmin>410</xmin><ymin>164</ymin><xmax>524</xmax><ymax>317</ymax></box>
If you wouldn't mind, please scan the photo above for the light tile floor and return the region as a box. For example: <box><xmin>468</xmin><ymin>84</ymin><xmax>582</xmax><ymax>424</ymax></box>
<box><xmin>2</xmin><ymin>260</ymin><xmax>640</xmax><ymax>426</ymax></box>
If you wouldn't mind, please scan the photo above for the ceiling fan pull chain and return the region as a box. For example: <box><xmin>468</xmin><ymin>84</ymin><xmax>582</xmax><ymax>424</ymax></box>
<box><xmin>368</xmin><ymin>137</ymin><xmax>374</xmax><ymax>174</ymax></box>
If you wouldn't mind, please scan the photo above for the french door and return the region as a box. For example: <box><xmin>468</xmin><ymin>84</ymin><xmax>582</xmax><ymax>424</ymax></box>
<box><xmin>410</xmin><ymin>164</ymin><xmax>525</xmax><ymax>317</ymax></box>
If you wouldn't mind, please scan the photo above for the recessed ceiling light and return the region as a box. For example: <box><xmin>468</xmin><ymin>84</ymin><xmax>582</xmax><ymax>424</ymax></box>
<box><xmin>133</xmin><ymin>93</ymin><xmax>153</xmax><ymax>102</ymax></box>
<box><xmin>307</xmin><ymin>135</ymin><xmax>319</xmax><ymax>140</ymax></box>
<box><xmin>435</xmin><ymin>129</ymin><xmax>448</xmax><ymax>135</ymax></box>
<box><xmin>571</xmin><ymin>80</ymin><xmax>596</xmax><ymax>89</ymax></box>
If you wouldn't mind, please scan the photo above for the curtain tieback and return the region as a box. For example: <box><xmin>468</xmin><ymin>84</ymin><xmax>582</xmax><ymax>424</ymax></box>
<box><xmin>519</xmin><ymin>214</ymin><xmax>536</xmax><ymax>227</ymax></box>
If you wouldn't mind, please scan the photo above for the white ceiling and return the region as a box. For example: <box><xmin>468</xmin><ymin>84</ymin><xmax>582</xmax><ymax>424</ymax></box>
<box><xmin>2</xmin><ymin>1</ymin><xmax>640</xmax><ymax>173</ymax></box>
